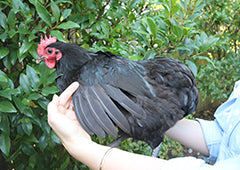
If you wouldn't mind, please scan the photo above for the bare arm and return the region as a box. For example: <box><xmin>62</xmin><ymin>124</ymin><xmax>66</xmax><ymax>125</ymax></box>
<box><xmin>165</xmin><ymin>118</ymin><xmax>209</xmax><ymax>156</ymax></box>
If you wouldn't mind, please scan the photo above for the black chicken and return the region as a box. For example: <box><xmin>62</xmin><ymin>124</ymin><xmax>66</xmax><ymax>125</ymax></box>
<box><xmin>37</xmin><ymin>36</ymin><xmax>198</xmax><ymax>157</ymax></box>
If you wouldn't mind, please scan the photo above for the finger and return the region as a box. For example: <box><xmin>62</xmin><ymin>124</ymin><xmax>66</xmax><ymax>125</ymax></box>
<box><xmin>59</xmin><ymin>82</ymin><xmax>79</xmax><ymax>106</ymax></box>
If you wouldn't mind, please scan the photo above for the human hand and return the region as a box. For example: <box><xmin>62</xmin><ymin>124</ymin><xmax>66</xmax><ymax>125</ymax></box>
<box><xmin>47</xmin><ymin>82</ymin><xmax>91</xmax><ymax>144</ymax></box>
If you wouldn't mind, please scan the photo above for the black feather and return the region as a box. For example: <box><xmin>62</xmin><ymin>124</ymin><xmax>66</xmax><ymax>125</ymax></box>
<box><xmin>73</xmin><ymin>87</ymin><xmax>106</xmax><ymax>137</ymax></box>
<box><xmin>89</xmin><ymin>84</ymin><xmax>130</xmax><ymax>134</ymax></box>
<box><xmin>47</xmin><ymin>42</ymin><xmax>198</xmax><ymax>156</ymax></box>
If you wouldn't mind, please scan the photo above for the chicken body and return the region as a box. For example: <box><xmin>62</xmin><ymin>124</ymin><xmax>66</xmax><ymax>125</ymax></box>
<box><xmin>44</xmin><ymin>42</ymin><xmax>198</xmax><ymax>156</ymax></box>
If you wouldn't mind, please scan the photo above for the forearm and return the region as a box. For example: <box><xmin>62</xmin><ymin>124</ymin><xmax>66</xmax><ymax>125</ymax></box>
<box><xmin>62</xmin><ymin>137</ymin><xmax>167</xmax><ymax>170</ymax></box>
<box><xmin>165</xmin><ymin>118</ymin><xmax>209</xmax><ymax>156</ymax></box>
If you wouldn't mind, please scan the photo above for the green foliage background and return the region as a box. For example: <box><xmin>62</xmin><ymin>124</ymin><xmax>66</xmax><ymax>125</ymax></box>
<box><xmin>0</xmin><ymin>0</ymin><xmax>239</xmax><ymax>169</ymax></box>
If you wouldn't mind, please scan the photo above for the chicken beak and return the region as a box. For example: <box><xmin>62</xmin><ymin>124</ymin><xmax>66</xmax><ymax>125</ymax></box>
<box><xmin>36</xmin><ymin>55</ymin><xmax>46</xmax><ymax>64</ymax></box>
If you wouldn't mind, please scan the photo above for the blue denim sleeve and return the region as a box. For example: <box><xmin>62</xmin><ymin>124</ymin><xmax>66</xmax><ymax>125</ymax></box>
<box><xmin>197</xmin><ymin>118</ymin><xmax>223</xmax><ymax>163</ymax></box>
<box><xmin>201</xmin><ymin>155</ymin><xmax>240</xmax><ymax>170</ymax></box>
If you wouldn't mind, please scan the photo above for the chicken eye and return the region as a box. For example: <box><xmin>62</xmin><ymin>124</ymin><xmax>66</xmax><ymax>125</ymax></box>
<box><xmin>55</xmin><ymin>50</ymin><xmax>59</xmax><ymax>54</ymax></box>
<box><xmin>47</xmin><ymin>49</ymin><xmax>53</xmax><ymax>54</ymax></box>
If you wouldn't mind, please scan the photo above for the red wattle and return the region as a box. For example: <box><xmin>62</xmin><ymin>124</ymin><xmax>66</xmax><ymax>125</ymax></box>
<box><xmin>45</xmin><ymin>59</ymin><xmax>56</xmax><ymax>69</ymax></box>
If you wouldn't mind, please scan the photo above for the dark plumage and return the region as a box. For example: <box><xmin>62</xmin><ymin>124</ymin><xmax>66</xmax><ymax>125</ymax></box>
<box><xmin>38</xmin><ymin>40</ymin><xmax>198</xmax><ymax>157</ymax></box>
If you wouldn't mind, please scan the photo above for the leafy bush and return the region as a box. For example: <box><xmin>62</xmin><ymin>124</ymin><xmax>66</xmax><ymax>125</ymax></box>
<box><xmin>198</xmin><ymin>56</ymin><xmax>240</xmax><ymax>102</ymax></box>
<box><xmin>196</xmin><ymin>0</ymin><xmax>240</xmax><ymax>102</ymax></box>
<box><xmin>0</xmin><ymin>0</ymin><xmax>237</xmax><ymax>169</ymax></box>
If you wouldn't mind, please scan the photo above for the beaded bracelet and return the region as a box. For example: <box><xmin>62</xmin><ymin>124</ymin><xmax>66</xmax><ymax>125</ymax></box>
<box><xmin>99</xmin><ymin>147</ymin><xmax>114</xmax><ymax>170</ymax></box>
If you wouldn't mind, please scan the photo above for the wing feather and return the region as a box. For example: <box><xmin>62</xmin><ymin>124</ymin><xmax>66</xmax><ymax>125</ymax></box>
<box><xmin>104</xmin><ymin>84</ymin><xmax>146</xmax><ymax>119</ymax></box>
<box><xmin>77</xmin><ymin>89</ymin><xmax>106</xmax><ymax>137</ymax></box>
<box><xmin>73</xmin><ymin>88</ymin><xmax>94</xmax><ymax>135</ymax></box>
<box><xmin>85</xmin><ymin>87</ymin><xmax>118</xmax><ymax>138</ymax></box>
<box><xmin>89</xmin><ymin>84</ymin><xmax>130</xmax><ymax>134</ymax></box>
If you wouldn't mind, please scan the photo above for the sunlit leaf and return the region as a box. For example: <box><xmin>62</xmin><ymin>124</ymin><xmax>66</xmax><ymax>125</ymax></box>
<box><xmin>26</xmin><ymin>65</ymin><xmax>39</xmax><ymax>91</ymax></box>
<box><xmin>50</xmin><ymin>30</ymin><xmax>66</xmax><ymax>42</ymax></box>
<box><xmin>172</xmin><ymin>25</ymin><xmax>183</xmax><ymax>40</ymax></box>
<box><xmin>51</xmin><ymin>1</ymin><xmax>60</xmax><ymax>22</ymax></box>
<box><xmin>186</xmin><ymin>60</ymin><xmax>198</xmax><ymax>76</ymax></box>
<box><xmin>0</xmin><ymin>100</ymin><xmax>17</xmax><ymax>113</ymax></box>
<box><xmin>41</xmin><ymin>86</ymin><xmax>59</xmax><ymax>96</ymax></box>
<box><xmin>61</xmin><ymin>9</ymin><xmax>72</xmax><ymax>21</ymax></box>
<box><xmin>0</xmin><ymin>47</ymin><xmax>9</xmax><ymax>59</ymax></box>
<box><xmin>147</xmin><ymin>17</ymin><xmax>158</xmax><ymax>39</ymax></box>
<box><xmin>35</xmin><ymin>1</ymin><xmax>51</xmax><ymax>26</ymax></box>
<box><xmin>19</xmin><ymin>73</ymin><xmax>31</xmax><ymax>94</ymax></box>
<box><xmin>57</xmin><ymin>21</ymin><xmax>80</xmax><ymax>29</ymax></box>
<box><xmin>0</xmin><ymin>133</ymin><xmax>11</xmax><ymax>156</ymax></box>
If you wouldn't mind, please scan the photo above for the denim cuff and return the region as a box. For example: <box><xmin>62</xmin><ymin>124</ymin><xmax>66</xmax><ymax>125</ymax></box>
<box><xmin>196</xmin><ymin>118</ymin><xmax>223</xmax><ymax>163</ymax></box>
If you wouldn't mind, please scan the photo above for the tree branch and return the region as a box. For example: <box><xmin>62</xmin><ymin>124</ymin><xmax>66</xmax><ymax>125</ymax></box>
<box><xmin>96</xmin><ymin>0</ymin><xmax>111</xmax><ymax>22</ymax></box>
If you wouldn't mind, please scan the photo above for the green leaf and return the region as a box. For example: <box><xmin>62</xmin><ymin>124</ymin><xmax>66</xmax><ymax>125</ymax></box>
<box><xmin>35</xmin><ymin>2</ymin><xmax>51</xmax><ymax>26</ymax></box>
<box><xmin>29</xmin><ymin>153</ymin><xmax>37</xmax><ymax>169</ymax></box>
<box><xmin>129</xmin><ymin>0</ymin><xmax>140</xmax><ymax>9</ymax></box>
<box><xmin>10</xmin><ymin>48</ymin><xmax>18</xmax><ymax>65</ymax></box>
<box><xmin>50</xmin><ymin>131</ymin><xmax>61</xmax><ymax>144</ymax></box>
<box><xmin>147</xmin><ymin>17</ymin><xmax>158</xmax><ymax>39</ymax></box>
<box><xmin>172</xmin><ymin>25</ymin><xmax>183</xmax><ymax>40</ymax></box>
<box><xmin>0</xmin><ymin>101</ymin><xmax>17</xmax><ymax>113</ymax></box>
<box><xmin>23</xmin><ymin>107</ymin><xmax>34</xmax><ymax>118</ymax></box>
<box><xmin>21</xmin><ymin>118</ymin><xmax>33</xmax><ymax>136</ymax></box>
<box><xmin>13</xmin><ymin>96</ymin><xmax>25</xmax><ymax>113</ymax></box>
<box><xmin>61</xmin><ymin>156</ymin><xmax>70</xmax><ymax>169</ymax></box>
<box><xmin>61</xmin><ymin>9</ymin><xmax>72</xmax><ymax>22</ymax></box>
<box><xmin>41</xmin><ymin>86</ymin><xmax>59</xmax><ymax>96</ymax></box>
<box><xmin>26</xmin><ymin>65</ymin><xmax>39</xmax><ymax>90</ymax></box>
<box><xmin>19</xmin><ymin>40</ymin><xmax>33</xmax><ymax>57</ymax></box>
<box><xmin>3</xmin><ymin>55</ymin><xmax>11</xmax><ymax>71</ymax></box>
<box><xmin>51</xmin><ymin>1</ymin><xmax>60</xmax><ymax>22</ymax></box>
<box><xmin>0</xmin><ymin>114</ymin><xmax>10</xmax><ymax>135</ymax></box>
<box><xmin>0</xmin><ymin>32</ymin><xmax>7</xmax><ymax>42</ymax></box>
<box><xmin>28</xmin><ymin>93</ymin><xmax>42</xmax><ymax>101</ymax></box>
<box><xmin>0</xmin><ymin>11</ymin><xmax>8</xmax><ymax>29</ymax></box>
<box><xmin>19</xmin><ymin>73</ymin><xmax>31</xmax><ymax>94</ymax></box>
<box><xmin>39</xmin><ymin>62</ymin><xmax>51</xmax><ymax>85</ymax></box>
<box><xmin>38</xmin><ymin>98</ymin><xmax>50</xmax><ymax>110</ymax></box>
<box><xmin>22</xmin><ymin>143</ymin><xmax>35</xmax><ymax>156</ymax></box>
<box><xmin>24</xmin><ymin>134</ymin><xmax>39</xmax><ymax>143</ymax></box>
<box><xmin>172</xmin><ymin>5</ymin><xmax>180</xmax><ymax>14</ymax></box>
<box><xmin>0</xmin><ymin>75</ymin><xmax>8</xmax><ymax>85</ymax></box>
<box><xmin>85</xmin><ymin>0</ymin><xmax>95</xmax><ymax>9</ymax></box>
<box><xmin>0</xmin><ymin>47</ymin><xmax>9</xmax><ymax>59</ymax></box>
<box><xmin>7</xmin><ymin>9</ymin><xmax>16</xmax><ymax>28</ymax></box>
<box><xmin>39</xmin><ymin>134</ymin><xmax>48</xmax><ymax>151</ymax></box>
<box><xmin>57</xmin><ymin>21</ymin><xmax>80</xmax><ymax>29</ymax></box>
<box><xmin>50</xmin><ymin>30</ymin><xmax>66</xmax><ymax>42</ymax></box>
<box><xmin>202</xmin><ymin>35</ymin><xmax>219</xmax><ymax>52</ymax></box>
<box><xmin>28</xmin><ymin>44</ymin><xmax>38</xmax><ymax>59</ymax></box>
<box><xmin>12</xmin><ymin>0</ymin><xmax>25</xmax><ymax>13</ymax></box>
<box><xmin>196</xmin><ymin>56</ymin><xmax>216</xmax><ymax>67</ymax></box>
<box><xmin>0</xmin><ymin>132</ymin><xmax>11</xmax><ymax>156</ymax></box>
<box><xmin>186</xmin><ymin>60</ymin><xmax>198</xmax><ymax>77</ymax></box>
<box><xmin>162</xmin><ymin>4</ymin><xmax>170</xmax><ymax>18</ymax></box>
<box><xmin>129</xmin><ymin>12</ymin><xmax>136</xmax><ymax>22</ymax></box>
<box><xmin>0</xmin><ymin>88</ymin><xmax>20</xmax><ymax>100</ymax></box>
<box><xmin>144</xmin><ymin>49</ymin><xmax>156</xmax><ymax>59</ymax></box>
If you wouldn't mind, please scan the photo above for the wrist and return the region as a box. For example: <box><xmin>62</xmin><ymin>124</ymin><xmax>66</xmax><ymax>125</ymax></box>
<box><xmin>62</xmin><ymin>135</ymin><xmax>92</xmax><ymax>153</ymax></box>
<box><xmin>62</xmin><ymin>136</ymin><xmax>112</xmax><ymax>170</ymax></box>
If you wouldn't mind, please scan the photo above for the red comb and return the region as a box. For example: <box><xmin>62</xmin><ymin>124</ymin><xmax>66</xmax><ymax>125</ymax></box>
<box><xmin>37</xmin><ymin>35</ymin><xmax>57</xmax><ymax>56</ymax></box>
